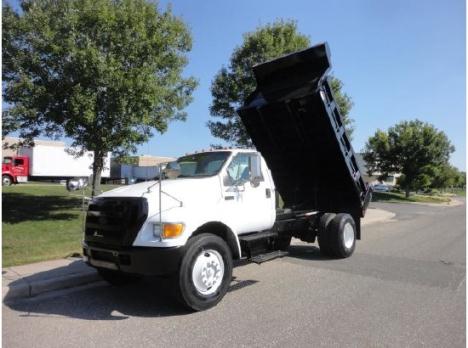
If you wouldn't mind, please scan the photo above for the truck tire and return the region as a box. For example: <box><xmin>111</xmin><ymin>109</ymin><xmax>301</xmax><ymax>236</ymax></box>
<box><xmin>97</xmin><ymin>268</ymin><xmax>141</xmax><ymax>286</ymax></box>
<box><xmin>2</xmin><ymin>175</ymin><xmax>12</xmax><ymax>186</ymax></box>
<box><xmin>176</xmin><ymin>233</ymin><xmax>233</xmax><ymax>311</ymax></box>
<box><xmin>326</xmin><ymin>213</ymin><xmax>356</xmax><ymax>258</ymax></box>
<box><xmin>318</xmin><ymin>213</ymin><xmax>336</xmax><ymax>256</ymax></box>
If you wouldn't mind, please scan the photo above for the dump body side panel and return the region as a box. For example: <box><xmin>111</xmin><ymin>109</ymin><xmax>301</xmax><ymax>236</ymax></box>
<box><xmin>237</xmin><ymin>43</ymin><xmax>371</xmax><ymax>235</ymax></box>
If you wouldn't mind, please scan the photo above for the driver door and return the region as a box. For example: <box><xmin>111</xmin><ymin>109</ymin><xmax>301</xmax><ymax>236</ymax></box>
<box><xmin>221</xmin><ymin>153</ymin><xmax>274</xmax><ymax>235</ymax></box>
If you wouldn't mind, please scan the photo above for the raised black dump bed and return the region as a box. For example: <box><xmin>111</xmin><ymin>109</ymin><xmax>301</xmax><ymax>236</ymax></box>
<box><xmin>238</xmin><ymin>43</ymin><xmax>371</xmax><ymax>237</ymax></box>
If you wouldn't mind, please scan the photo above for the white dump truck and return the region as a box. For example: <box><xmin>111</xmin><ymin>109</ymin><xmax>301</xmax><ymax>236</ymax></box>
<box><xmin>83</xmin><ymin>43</ymin><xmax>372</xmax><ymax>311</ymax></box>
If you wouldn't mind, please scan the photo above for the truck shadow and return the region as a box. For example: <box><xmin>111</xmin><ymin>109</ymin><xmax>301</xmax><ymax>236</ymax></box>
<box><xmin>4</xmin><ymin>246</ymin><xmax>326</xmax><ymax>320</ymax></box>
<box><xmin>6</xmin><ymin>280</ymin><xmax>187</xmax><ymax>320</ymax></box>
<box><xmin>4</xmin><ymin>262</ymin><xmax>259</xmax><ymax>320</ymax></box>
<box><xmin>287</xmin><ymin>245</ymin><xmax>330</xmax><ymax>261</ymax></box>
<box><xmin>2</xmin><ymin>192</ymin><xmax>80</xmax><ymax>223</ymax></box>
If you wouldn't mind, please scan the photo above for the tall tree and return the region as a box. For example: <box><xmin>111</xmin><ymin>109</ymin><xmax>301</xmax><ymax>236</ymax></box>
<box><xmin>364</xmin><ymin>120</ymin><xmax>454</xmax><ymax>197</ymax></box>
<box><xmin>3</xmin><ymin>0</ymin><xmax>197</xmax><ymax>196</ymax></box>
<box><xmin>208</xmin><ymin>19</ymin><xmax>354</xmax><ymax>147</ymax></box>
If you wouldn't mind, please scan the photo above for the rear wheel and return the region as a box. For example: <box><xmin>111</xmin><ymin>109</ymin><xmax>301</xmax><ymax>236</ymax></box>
<box><xmin>318</xmin><ymin>213</ymin><xmax>336</xmax><ymax>256</ymax></box>
<box><xmin>98</xmin><ymin>268</ymin><xmax>141</xmax><ymax>286</ymax></box>
<box><xmin>2</xmin><ymin>175</ymin><xmax>12</xmax><ymax>186</ymax></box>
<box><xmin>176</xmin><ymin>233</ymin><xmax>233</xmax><ymax>311</ymax></box>
<box><xmin>324</xmin><ymin>213</ymin><xmax>356</xmax><ymax>258</ymax></box>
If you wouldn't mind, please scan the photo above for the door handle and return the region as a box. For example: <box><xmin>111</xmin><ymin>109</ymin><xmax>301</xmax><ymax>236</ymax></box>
<box><xmin>265</xmin><ymin>188</ymin><xmax>271</xmax><ymax>198</ymax></box>
<box><xmin>225</xmin><ymin>196</ymin><xmax>234</xmax><ymax>200</ymax></box>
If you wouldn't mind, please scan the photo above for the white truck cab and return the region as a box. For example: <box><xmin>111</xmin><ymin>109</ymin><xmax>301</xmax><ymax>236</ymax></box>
<box><xmin>83</xmin><ymin>43</ymin><xmax>372</xmax><ymax>311</ymax></box>
<box><xmin>88</xmin><ymin>149</ymin><xmax>275</xmax><ymax>249</ymax></box>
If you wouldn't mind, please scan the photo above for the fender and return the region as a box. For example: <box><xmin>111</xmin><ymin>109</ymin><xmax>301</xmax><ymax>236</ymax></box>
<box><xmin>191</xmin><ymin>221</ymin><xmax>242</xmax><ymax>259</ymax></box>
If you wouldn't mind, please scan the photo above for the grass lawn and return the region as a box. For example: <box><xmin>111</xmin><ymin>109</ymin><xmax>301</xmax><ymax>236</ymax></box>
<box><xmin>372</xmin><ymin>191</ymin><xmax>451</xmax><ymax>204</ymax></box>
<box><xmin>2</xmin><ymin>183</ymin><xmax>120</xmax><ymax>267</ymax></box>
<box><xmin>451</xmin><ymin>188</ymin><xmax>466</xmax><ymax>197</ymax></box>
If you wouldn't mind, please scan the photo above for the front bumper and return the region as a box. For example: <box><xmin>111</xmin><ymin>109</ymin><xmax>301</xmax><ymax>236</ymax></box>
<box><xmin>83</xmin><ymin>243</ymin><xmax>185</xmax><ymax>276</ymax></box>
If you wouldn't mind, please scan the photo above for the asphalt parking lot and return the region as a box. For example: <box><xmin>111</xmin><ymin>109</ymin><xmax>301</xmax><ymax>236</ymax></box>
<box><xmin>3</xmin><ymin>199</ymin><xmax>465</xmax><ymax>347</ymax></box>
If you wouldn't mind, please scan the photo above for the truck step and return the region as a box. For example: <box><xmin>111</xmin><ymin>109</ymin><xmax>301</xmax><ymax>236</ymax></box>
<box><xmin>238</xmin><ymin>230</ymin><xmax>278</xmax><ymax>242</ymax></box>
<box><xmin>249</xmin><ymin>250</ymin><xmax>289</xmax><ymax>264</ymax></box>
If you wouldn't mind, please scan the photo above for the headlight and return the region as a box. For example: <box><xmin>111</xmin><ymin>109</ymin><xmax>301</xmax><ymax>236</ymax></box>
<box><xmin>153</xmin><ymin>223</ymin><xmax>162</xmax><ymax>238</ymax></box>
<box><xmin>153</xmin><ymin>223</ymin><xmax>184</xmax><ymax>239</ymax></box>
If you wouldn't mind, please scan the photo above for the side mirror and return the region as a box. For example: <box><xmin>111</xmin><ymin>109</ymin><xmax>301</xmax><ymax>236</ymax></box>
<box><xmin>223</xmin><ymin>175</ymin><xmax>235</xmax><ymax>186</ymax></box>
<box><xmin>250</xmin><ymin>176</ymin><xmax>262</xmax><ymax>187</ymax></box>
<box><xmin>249</xmin><ymin>155</ymin><xmax>263</xmax><ymax>187</ymax></box>
<box><xmin>163</xmin><ymin>161</ymin><xmax>181</xmax><ymax>179</ymax></box>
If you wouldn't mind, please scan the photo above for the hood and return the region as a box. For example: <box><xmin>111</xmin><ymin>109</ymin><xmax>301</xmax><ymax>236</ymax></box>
<box><xmin>99</xmin><ymin>180</ymin><xmax>162</xmax><ymax>198</ymax></box>
<box><xmin>98</xmin><ymin>177</ymin><xmax>220</xmax><ymax>206</ymax></box>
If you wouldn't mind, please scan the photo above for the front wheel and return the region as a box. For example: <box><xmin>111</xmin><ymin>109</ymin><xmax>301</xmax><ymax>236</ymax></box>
<box><xmin>2</xmin><ymin>175</ymin><xmax>12</xmax><ymax>186</ymax></box>
<box><xmin>177</xmin><ymin>234</ymin><xmax>233</xmax><ymax>311</ymax></box>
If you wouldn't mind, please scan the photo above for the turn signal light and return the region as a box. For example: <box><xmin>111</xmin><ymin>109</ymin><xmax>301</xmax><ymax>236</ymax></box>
<box><xmin>162</xmin><ymin>223</ymin><xmax>184</xmax><ymax>239</ymax></box>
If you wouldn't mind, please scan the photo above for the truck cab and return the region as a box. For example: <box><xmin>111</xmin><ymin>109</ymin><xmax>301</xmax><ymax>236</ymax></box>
<box><xmin>85</xmin><ymin>149</ymin><xmax>276</xmax><ymax>249</ymax></box>
<box><xmin>2</xmin><ymin>156</ymin><xmax>29</xmax><ymax>186</ymax></box>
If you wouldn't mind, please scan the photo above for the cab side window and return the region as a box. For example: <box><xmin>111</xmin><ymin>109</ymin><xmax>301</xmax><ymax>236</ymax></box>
<box><xmin>14</xmin><ymin>158</ymin><xmax>24</xmax><ymax>166</ymax></box>
<box><xmin>224</xmin><ymin>153</ymin><xmax>263</xmax><ymax>186</ymax></box>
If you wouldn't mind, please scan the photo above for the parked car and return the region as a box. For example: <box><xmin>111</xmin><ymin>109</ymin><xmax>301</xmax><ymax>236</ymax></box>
<box><xmin>66</xmin><ymin>177</ymin><xmax>88</xmax><ymax>191</ymax></box>
<box><xmin>373</xmin><ymin>184</ymin><xmax>390</xmax><ymax>192</ymax></box>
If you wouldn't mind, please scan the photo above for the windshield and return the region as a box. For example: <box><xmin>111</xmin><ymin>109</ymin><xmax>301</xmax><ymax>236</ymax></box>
<box><xmin>177</xmin><ymin>151</ymin><xmax>230</xmax><ymax>178</ymax></box>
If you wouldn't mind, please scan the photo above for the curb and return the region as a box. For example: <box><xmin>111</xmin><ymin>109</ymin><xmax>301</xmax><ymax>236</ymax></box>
<box><xmin>3</xmin><ymin>261</ymin><xmax>101</xmax><ymax>303</ymax></box>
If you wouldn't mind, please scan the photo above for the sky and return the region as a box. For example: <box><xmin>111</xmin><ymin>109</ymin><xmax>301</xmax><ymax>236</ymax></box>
<box><xmin>5</xmin><ymin>0</ymin><xmax>466</xmax><ymax>170</ymax></box>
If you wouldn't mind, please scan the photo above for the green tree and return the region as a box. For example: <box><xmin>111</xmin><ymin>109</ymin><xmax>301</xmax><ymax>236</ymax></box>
<box><xmin>115</xmin><ymin>155</ymin><xmax>139</xmax><ymax>166</ymax></box>
<box><xmin>3</xmin><ymin>0</ymin><xmax>197</xmax><ymax>196</ymax></box>
<box><xmin>364</xmin><ymin>120</ymin><xmax>454</xmax><ymax>197</ymax></box>
<box><xmin>208</xmin><ymin>19</ymin><xmax>354</xmax><ymax>147</ymax></box>
<box><xmin>456</xmin><ymin>171</ymin><xmax>466</xmax><ymax>188</ymax></box>
<box><xmin>430</xmin><ymin>164</ymin><xmax>460</xmax><ymax>190</ymax></box>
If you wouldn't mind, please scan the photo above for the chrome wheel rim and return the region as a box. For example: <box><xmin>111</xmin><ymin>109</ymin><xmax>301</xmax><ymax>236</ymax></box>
<box><xmin>192</xmin><ymin>249</ymin><xmax>225</xmax><ymax>295</ymax></box>
<box><xmin>343</xmin><ymin>222</ymin><xmax>355</xmax><ymax>249</ymax></box>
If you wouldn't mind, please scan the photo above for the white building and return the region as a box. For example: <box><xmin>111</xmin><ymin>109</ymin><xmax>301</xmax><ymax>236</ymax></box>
<box><xmin>355</xmin><ymin>153</ymin><xmax>401</xmax><ymax>186</ymax></box>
